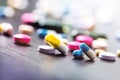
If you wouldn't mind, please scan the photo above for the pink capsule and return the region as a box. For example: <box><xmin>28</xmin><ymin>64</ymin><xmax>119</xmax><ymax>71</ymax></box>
<box><xmin>13</xmin><ymin>34</ymin><xmax>31</xmax><ymax>44</ymax></box>
<box><xmin>67</xmin><ymin>41</ymin><xmax>80</xmax><ymax>51</ymax></box>
<box><xmin>75</xmin><ymin>35</ymin><xmax>94</xmax><ymax>46</ymax></box>
<box><xmin>21</xmin><ymin>13</ymin><xmax>35</xmax><ymax>23</ymax></box>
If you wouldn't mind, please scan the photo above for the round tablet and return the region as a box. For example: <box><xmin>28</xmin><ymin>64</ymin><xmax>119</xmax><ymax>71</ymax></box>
<box><xmin>13</xmin><ymin>34</ymin><xmax>31</xmax><ymax>44</ymax></box>
<box><xmin>38</xmin><ymin>45</ymin><xmax>55</xmax><ymax>54</ymax></box>
<box><xmin>18</xmin><ymin>24</ymin><xmax>34</xmax><ymax>35</ymax></box>
<box><xmin>99</xmin><ymin>52</ymin><xmax>116</xmax><ymax>61</ymax></box>
<box><xmin>67</xmin><ymin>41</ymin><xmax>80</xmax><ymax>50</ymax></box>
<box><xmin>75</xmin><ymin>35</ymin><xmax>93</xmax><ymax>46</ymax></box>
<box><xmin>1</xmin><ymin>22</ymin><xmax>13</xmax><ymax>36</ymax></box>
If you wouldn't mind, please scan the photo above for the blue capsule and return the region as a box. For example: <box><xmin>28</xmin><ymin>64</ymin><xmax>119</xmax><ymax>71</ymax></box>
<box><xmin>80</xmin><ymin>43</ymin><xmax>96</xmax><ymax>60</ymax></box>
<box><xmin>72</xmin><ymin>49</ymin><xmax>83</xmax><ymax>59</ymax></box>
<box><xmin>0</xmin><ymin>6</ymin><xmax>6</xmax><ymax>17</ymax></box>
<box><xmin>37</xmin><ymin>29</ymin><xmax>47</xmax><ymax>38</ymax></box>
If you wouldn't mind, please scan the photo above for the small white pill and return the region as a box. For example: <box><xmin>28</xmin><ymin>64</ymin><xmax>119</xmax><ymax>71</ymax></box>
<box><xmin>99</xmin><ymin>52</ymin><xmax>116</xmax><ymax>61</ymax></box>
<box><xmin>38</xmin><ymin>45</ymin><xmax>55</xmax><ymax>54</ymax></box>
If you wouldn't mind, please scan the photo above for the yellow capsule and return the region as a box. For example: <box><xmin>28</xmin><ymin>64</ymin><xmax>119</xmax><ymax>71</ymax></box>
<box><xmin>94</xmin><ymin>49</ymin><xmax>105</xmax><ymax>56</ymax></box>
<box><xmin>116</xmin><ymin>50</ymin><xmax>120</xmax><ymax>57</ymax></box>
<box><xmin>45</xmin><ymin>34</ymin><xmax>68</xmax><ymax>54</ymax></box>
<box><xmin>0</xmin><ymin>24</ymin><xmax>3</xmax><ymax>33</ymax></box>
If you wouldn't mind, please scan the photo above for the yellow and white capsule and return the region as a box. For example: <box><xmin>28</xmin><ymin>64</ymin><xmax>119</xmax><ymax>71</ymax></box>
<box><xmin>45</xmin><ymin>34</ymin><xmax>68</xmax><ymax>54</ymax></box>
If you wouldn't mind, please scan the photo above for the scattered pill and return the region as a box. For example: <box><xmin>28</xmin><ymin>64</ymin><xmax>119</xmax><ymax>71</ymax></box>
<box><xmin>72</xmin><ymin>49</ymin><xmax>83</xmax><ymax>59</ymax></box>
<box><xmin>3</xmin><ymin>6</ymin><xmax>15</xmax><ymax>18</ymax></box>
<box><xmin>116</xmin><ymin>50</ymin><xmax>120</xmax><ymax>57</ymax></box>
<box><xmin>75</xmin><ymin>35</ymin><xmax>93</xmax><ymax>46</ymax></box>
<box><xmin>92</xmin><ymin>39</ymin><xmax>107</xmax><ymax>50</ymax></box>
<box><xmin>67</xmin><ymin>41</ymin><xmax>80</xmax><ymax>51</ymax></box>
<box><xmin>21</xmin><ymin>13</ymin><xmax>36</xmax><ymax>23</ymax></box>
<box><xmin>18</xmin><ymin>24</ymin><xmax>34</xmax><ymax>35</ymax></box>
<box><xmin>37</xmin><ymin>29</ymin><xmax>56</xmax><ymax>38</ymax></box>
<box><xmin>99</xmin><ymin>52</ymin><xmax>116</xmax><ymax>61</ymax></box>
<box><xmin>45</xmin><ymin>34</ymin><xmax>68</xmax><ymax>54</ymax></box>
<box><xmin>13</xmin><ymin>34</ymin><xmax>31</xmax><ymax>44</ymax></box>
<box><xmin>80</xmin><ymin>43</ymin><xmax>96</xmax><ymax>60</ymax></box>
<box><xmin>38</xmin><ymin>45</ymin><xmax>55</xmax><ymax>54</ymax></box>
<box><xmin>0</xmin><ymin>6</ymin><xmax>6</xmax><ymax>17</ymax></box>
<box><xmin>94</xmin><ymin>49</ymin><xmax>105</xmax><ymax>56</ymax></box>
<box><xmin>1</xmin><ymin>23</ymin><xmax>13</xmax><ymax>36</ymax></box>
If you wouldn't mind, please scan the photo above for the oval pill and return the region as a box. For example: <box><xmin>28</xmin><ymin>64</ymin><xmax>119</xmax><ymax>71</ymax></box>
<box><xmin>38</xmin><ymin>45</ymin><xmax>55</xmax><ymax>54</ymax></box>
<box><xmin>13</xmin><ymin>34</ymin><xmax>31</xmax><ymax>44</ymax></box>
<box><xmin>1</xmin><ymin>22</ymin><xmax>13</xmax><ymax>36</ymax></box>
<box><xmin>99</xmin><ymin>52</ymin><xmax>116</xmax><ymax>61</ymax></box>
<box><xmin>67</xmin><ymin>41</ymin><xmax>80</xmax><ymax>51</ymax></box>
<box><xmin>18</xmin><ymin>24</ymin><xmax>34</xmax><ymax>35</ymax></box>
<box><xmin>75</xmin><ymin>35</ymin><xmax>93</xmax><ymax>46</ymax></box>
<box><xmin>116</xmin><ymin>50</ymin><xmax>120</xmax><ymax>57</ymax></box>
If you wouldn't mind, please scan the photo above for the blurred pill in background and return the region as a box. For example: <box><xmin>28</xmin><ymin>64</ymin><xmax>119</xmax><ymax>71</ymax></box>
<box><xmin>3</xmin><ymin>6</ymin><xmax>15</xmax><ymax>18</ymax></box>
<box><xmin>21</xmin><ymin>13</ymin><xmax>37</xmax><ymax>24</ymax></box>
<box><xmin>67</xmin><ymin>41</ymin><xmax>80</xmax><ymax>51</ymax></box>
<box><xmin>89</xmin><ymin>32</ymin><xmax>107</xmax><ymax>39</ymax></box>
<box><xmin>13</xmin><ymin>34</ymin><xmax>31</xmax><ymax>45</ymax></box>
<box><xmin>7</xmin><ymin>0</ymin><xmax>29</xmax><ymax>10</ymax></box>
<box><xmin>94</xmin><ymin>49</ymin><xmax>106</xmax><ymax>56</ymax></box>
<box><xmin>37</xmin><ymin>29</ymin><xmax>56</xmax><ymax>39</ymax></box>
<box><xmin>0</xmin><ymin>6</ymin><xmax>6</xmax><ymax>17</ymax></box>
<box><xmin>92</xmin><ymin>38</ymin><xmax>108</xmax><ymax>50</ymax></box>
<box><xmin>0</xmin><ymin>22</ymin><xmax>13</xmax><ymax>37</ymax></box>
<box><xmin>99</xmin><ymin>52</ymin><xmax>116</xmax><ymax>61</ymax></box>
<box><xmin>75</xmin><ymin>35</ymin><xmax>94</xmax><ymax>46</ymax></box>
<box><xmin>116</xmin><ymin>50</ymin><xmax>120</xmax><ymax>57</ymax></box>
<box><xmin>18</xmin><ymin>24</ymin><xmax>34</xmax><ymax>35</ymax></box>
<box><xmin>94</xmin><ymin>5</ymin><xmax>116</xmax><ymax>24</ymax></box>
<box><xmin>38</xmin><ymin>45</ymin><xmax>55</xmax><ymax>54</ymax></box>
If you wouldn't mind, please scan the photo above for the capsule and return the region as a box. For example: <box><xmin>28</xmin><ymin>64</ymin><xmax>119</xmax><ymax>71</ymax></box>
<box><xmin>80</xmin><ymin>43</ymin><xmax>96</xmax><ymax>60</ymax></box>
<box><xmin>72</xmin><ymin>49</ymin><xmax>83</xmax><ymax>59</ymax></box>
<box><xmin>45</xmin><ymin>34</ymin><xmax>68</xmax><ymax>54</ymax></box>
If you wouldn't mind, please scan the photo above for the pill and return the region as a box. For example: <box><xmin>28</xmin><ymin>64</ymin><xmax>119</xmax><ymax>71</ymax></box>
<box><xmin>99</xmin><ymin>52</ymin><xmax>116</xmax><ymax>61</ymax></box>
<box><xmin>3</xmin><ymin>6</ymin><xmax>15</xmax><ymax>18</ymax></box>
<box><xmin>13</xmin><ymin>34</ymin><xmax>31</xmax><ymax>44</ymax></box>
<box><xmin>89</xmin><ymin>32</ymin><xmax>107</xmax><ymax>39</ymax></box>
<box><xmin>61</xmin><ymin>38</ymin><xmax>68</xmax><ymax>45</ymax></box>
<box><xmin>38</xmin><ymin>45</ymin><xmax>55</xmax><ymax>54</ymax></box>
<box><xmin>21</xmin><ymin>13</ymin><xmax>36</xmax><ymax>23</ymax></box>
<box><xmin>116</xmin><ymin>50</ymin><xmax>120</xmax><ymax>57</ymax></box>
<box><xmin>67</xmin><ymin>41</ymin><xmax>80</xmax><ymax>51</ymax></box>
<box><xmin>71</xmin><ymin>30</ymin><xmax>89</xmax><ymax>40</ymax></box>
<box><xmin>94</xmin><ymin>49</ymin><xmax>105</xmax><ymax>56</ymax></box>
<box><xmin>92</xmin><ymin>39</ymin><xmax>108</xmax><ymax>50</ymax></box>
<box><xmin>45</xmin><ymin>34</ymin><xmax>68</xmax><ymax>54</ymax></box>
<box><xmin>18</xmin><ymin>24</ymin><xmax>34</xmax><ymax>35</ymax></box>
<box><xmin>75</xmin><ymin>35</ymin><xmax>94</xmax><ymax>46</ymax></box>
<box><xmin>1</xmin><ymin>23</ymin><xmax>13</xmax><ymax>36</ymax></box>
<box><xmin>0</xmin><ymin>24</ymin><xmax>3</xmax><ymax>33</ymax></box>
<box><xmin>0</xmin><ymin>6</ymin><xmax>6</xmax><ymax>17</ymax></box>
<box><xmin>37</xmin><ymin>29</ymin><xmax>56</xmax><ymax>38</ymax></box>
<box><xmin>80</xmin><ymin>43</ymin><xmax>96</xmax><ymax>60</ymax></box>
<box><xmin>72</xmin><ymin>49</ymin><xmax>83</xmax><ymax>59</ymax></box>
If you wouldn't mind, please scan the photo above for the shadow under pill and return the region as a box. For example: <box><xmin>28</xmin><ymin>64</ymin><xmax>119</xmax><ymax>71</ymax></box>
<box><xmin>14</xmin><ymin>42</ymin><xmax>31</xmax><ymax>47</ymax></box>
<box><xmin>99</xmin><ymin>58</ymin><xmax>116</xmax><ymax>63</ymax></box>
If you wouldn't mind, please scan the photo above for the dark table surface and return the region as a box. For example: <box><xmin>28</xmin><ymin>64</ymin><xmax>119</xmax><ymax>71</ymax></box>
<box><xmin>0</xmin><ymin>0</ymin><xmax>120</xmax><ymax>80</ymax></box>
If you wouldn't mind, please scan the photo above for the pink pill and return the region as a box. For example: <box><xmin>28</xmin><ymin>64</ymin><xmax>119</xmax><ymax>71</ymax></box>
<box><xmin>21</xmin><ymin>13</ymin><xmax>36</xmax><ymax>23</ymax></box>
<box><xmin>13</xmin><ymin>34</ymin><xmax>31</xmax><ymax>44</ymax></box>
<box><xmin>75</xmin><ymin>35</ymin><xmax>94</xmax><ymax>46</ymax></box>
<box><xmin>67</xmin><ymin>41</ymin><xmax>80</xmax><ymax>50</ymax></box>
